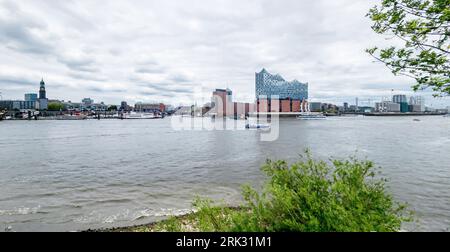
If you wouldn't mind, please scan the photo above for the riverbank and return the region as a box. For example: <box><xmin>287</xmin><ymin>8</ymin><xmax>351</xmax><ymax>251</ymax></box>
<box><xmin>85</xmin><ymin>207</ymin><xmax>244</xmax><ymax>232</ymax></box>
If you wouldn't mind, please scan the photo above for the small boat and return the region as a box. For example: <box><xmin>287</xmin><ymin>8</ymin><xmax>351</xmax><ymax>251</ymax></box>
<box><xmin>297</xmin><ymin>113</ymin><xmax>327</xmax><ymax>120</ymax></box>
<box><xmin>413</xmin><ymin>119</ymin><xmax>421</xmax><ymax>122</ymax></box>
<box><xmin>245</xmin><ymin>117</ymin><xmax>271</xmax><ymax>129</ymax></box>
<box><xmin>246</xmin><ymin>123</ymin><xmax>271</xmax><ymax>129</ymax></box>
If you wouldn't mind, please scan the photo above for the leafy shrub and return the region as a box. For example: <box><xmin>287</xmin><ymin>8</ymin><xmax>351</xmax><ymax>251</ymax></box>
<box><xmin>186</xmin><ymin>152</ymin><xmax>411</xmax><ymax>232</ymax></box>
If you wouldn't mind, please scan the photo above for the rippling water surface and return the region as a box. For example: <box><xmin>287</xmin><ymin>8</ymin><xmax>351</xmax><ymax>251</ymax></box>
<box><xmin>0</xmin><ymin>116</ymin><xmax>449</xmax><ymax>231</ymax></box>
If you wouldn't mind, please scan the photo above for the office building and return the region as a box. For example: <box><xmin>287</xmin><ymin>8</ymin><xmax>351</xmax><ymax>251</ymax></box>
<box><xmin>25</xmin><ymin>93</ymin><xmax>38</xmax><ymax>102</ymax></box>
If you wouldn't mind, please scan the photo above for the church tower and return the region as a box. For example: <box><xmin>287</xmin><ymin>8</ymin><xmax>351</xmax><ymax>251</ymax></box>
<box><xmin>39</xmin><ymin>78</ymin><xmax>46</xmax><ymax>99</ymax></box>
<box><xmin>38</xmin><ymin>78</ymin><xmax>48</xmax><ymax>110</ymax></box>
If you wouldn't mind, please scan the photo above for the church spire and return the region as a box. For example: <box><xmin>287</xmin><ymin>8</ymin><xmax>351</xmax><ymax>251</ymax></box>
<box><xmin>39</xmin><ymin>78</ymin><xmax>46</xmax><ymax>99</ymax></box>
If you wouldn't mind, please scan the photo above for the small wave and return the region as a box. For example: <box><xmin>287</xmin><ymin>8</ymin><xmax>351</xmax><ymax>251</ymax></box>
<box><xmin>132</xmin><ymin>208</ymin><xmax>194</xmax><ymax>221</ymax></box>
<box><xmin>0</xmin><ymin>206</ymin><xmax>41</xmax><ymax>216</ymax></box>
<box><xmin>96</xmin><ymin>198</ymin><xmax>133</xmax><ymax>204</ymax></box>
<box><xmin>73</xmin><ymin>208</ymin><xmax>194</xmax><ymax>224</ymax></box>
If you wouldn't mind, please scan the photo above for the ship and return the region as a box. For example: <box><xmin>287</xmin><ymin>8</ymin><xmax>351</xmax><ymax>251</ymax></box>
<box><xmin>122</xmin><ymin>112</ymin><xmax>157</xmax><ymax>119</ymax></box>
<box><xmin>297</xmin><ymin>112</ymin><xmax>327</xmax><ymax>120</ymax></box>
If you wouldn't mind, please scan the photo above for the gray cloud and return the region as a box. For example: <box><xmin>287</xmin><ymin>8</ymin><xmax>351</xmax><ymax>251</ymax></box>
<box><xmin>169</xmin><ymin>74</ymin><xmax>191</xmax><ymax>83</ymax></box>
<box><xmin>0</xmin><ymin>75</ymin><xmax>36</xmax><ymax>87</ymax></box>
<box><xmin>58</xmin><ymin>57</ymin><xmax>99</xmax><ymax>73</ymax></box>
<box><xmin>0</xmin><ymin>2</ymin><xmax>53</xmax><ymax>55</ymax></box>
<box><xmin>88</xmin><ymin>87</ymin><xmax>126</xmax><ymax>93</ymax></box>
<box><xmin>135</xmin><ymin>67</ymin><xmax>165</xmax><ymax>74</ymax></box>
<box><xmin>0</xmin><ymin>0</ymin><xmax>448</xmax><ymax>108</ymax></box>
<box><xmin>137</xmin><ymin>82</ymin><xmax>193</xmax><ymax>94</ymax></box>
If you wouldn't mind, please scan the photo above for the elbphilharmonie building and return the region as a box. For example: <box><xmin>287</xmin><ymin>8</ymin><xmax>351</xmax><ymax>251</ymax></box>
<box><xmin>255</xmin><ymin>69</ymin><xmax>309</xmax><ymax>113</ymax></box>
<box><xmin>255</xmin><ymin>69</ymin><xmax>308</xmax><ymax>101</ymax></box>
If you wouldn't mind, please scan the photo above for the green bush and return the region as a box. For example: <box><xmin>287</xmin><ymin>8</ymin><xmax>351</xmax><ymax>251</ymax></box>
<box><xmin>180</xmin><ymin>152</ymin><xmax>412</xmax><ymax>232</ymax></box>
<box><xmin>48</xmin><ymin>102</ymin><xmax>64</xmax><ymax>111</ymax></box>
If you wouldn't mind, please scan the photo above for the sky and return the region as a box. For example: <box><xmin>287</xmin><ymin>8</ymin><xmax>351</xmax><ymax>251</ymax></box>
<box><xmin>0</xmin><ymin>0</ymin><xmax>449</xmax><ymax>108</ymax></box>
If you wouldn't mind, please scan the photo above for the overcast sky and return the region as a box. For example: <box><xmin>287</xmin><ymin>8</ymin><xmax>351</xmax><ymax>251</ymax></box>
<box><xmin>0</xmin><ymin>0</ymin><xmax>448</xmax><ymax>108</ymax></box>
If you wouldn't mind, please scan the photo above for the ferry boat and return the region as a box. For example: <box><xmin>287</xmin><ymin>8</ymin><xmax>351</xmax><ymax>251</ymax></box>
<box><xmin>297</xmin><ymin>112</ymin><xmax>327</xmax><ymax>120</ymax></box>
<box><xmin>123</xmin><ymin>112</ymin><xmax>157</xmax><ymax>119</ymax></box>
<box><xmin>56</xmin><ymin>115</ymin><xmax>87</xmax><ymax>120</ymax></box>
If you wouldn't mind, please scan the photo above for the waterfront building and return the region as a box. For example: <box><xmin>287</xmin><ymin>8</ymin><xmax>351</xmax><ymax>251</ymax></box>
<box><xmin>0</xmin><ymin>100</ymin><xmax>36</xmax><ymax>110</ymax></box>
<box><xmin>256</xmin><ymin>69</ymin><xmax>308</xmax><ymax>101</ymax></box>
<box><xmin>82</xmin><ymin>98</ymin><xmax>94</xmax><ymax>106</ymax></box>
<box><xmin>408</xmin><ymin>104</ymin><xmax>422</xmax><ymax>112</ymax></box>
<box><xmin>292</xmin><ymin>100</ymin><xmax>301</xmax><ymax>112</ymax></box>
<box><xmin>212</xmin><ymin>88</ymin><xmax>233</xmax><ymax>117</ymax></box>
<box><xmin>233</xmin><ymin>102</ymin><xmax>256</xmax><ymax>118</ymax></box>
<box><xmin>359</xmin><ymin>106</ymin><xmax>375</xmax><ymax>113</ymax></box>
<box><xmin>409</xmin><ymin>96</ymin><xmax>425</xmax><ymax>112</ymax></box>
<box><xmin>375</xmin><ymin>101</ymin><xmax>401</xmax><ymax>112</ymax></box>
<box><xmin>134</xmin><ymin>102</ymin><xmax>166</xmax><ymax>112</ymax></box>
<box><xmin>343</xmin><ymin>102</ymin><xmax>349</xmax><ymax>112</ymax></box>
<box><xmin>255</xmin><ymin>69</ymin><xmax>309</xmax><ymax>113</ymax></box>
<box><xmin>25</xmin><ymin>93</ymin><xmax>38</xmax><ymax>102</ymax></box>
<box><xmin>392</xmin><ymin>95</ymin><xmax>409</xmax><ymax>113</ymax></box>
<box><xmin>310</xmin><ymin>102</ymin><xmax>322</xmax><ymax>112</ymax></box>
<box><xmin>281</xmin><ymin>99</ymin><xmax>291</xmax><ymax>112</ymax></box>
<box><xmin>320</xmin><ymin>103</ymin><xmax>339</xmax><ymax>112</ymax></box>
<box><xmin>63</xmin><ymin>100</ymin><xmax>107</xmax><ymax>112</ymax></box>
<box><xmin>120</xmin><ymin>101</ymin><xmax>132</xmax><ymax>112</ymax></box>
<box><xmin>393</xmin><ymin>95</ymin><xmax>407</xmax><ymax>103</ymax></box>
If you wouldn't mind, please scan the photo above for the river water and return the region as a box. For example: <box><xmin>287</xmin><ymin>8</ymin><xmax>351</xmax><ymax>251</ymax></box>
<box><xmin>0</xmin><ymin>116</ymin><xmax>449</xmax><ymax>232</ymax></box>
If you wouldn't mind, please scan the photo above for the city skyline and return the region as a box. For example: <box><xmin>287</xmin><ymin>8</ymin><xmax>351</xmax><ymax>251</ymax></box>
<box><xmin>0</xmin><ymin>0</ymin><xmax>449</xmax><ymax>108</ymax></box>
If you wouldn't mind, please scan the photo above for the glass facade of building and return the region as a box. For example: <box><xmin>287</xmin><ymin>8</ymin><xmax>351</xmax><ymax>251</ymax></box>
<box><xmin>255</xmin><ymin>69</ymin><xmax>308</xmax><ymax>101</ymax></box>
<box><xmin>24</xmin><ymin>93</ymin><xmax>38</xmax><ymax>102</ymax></box>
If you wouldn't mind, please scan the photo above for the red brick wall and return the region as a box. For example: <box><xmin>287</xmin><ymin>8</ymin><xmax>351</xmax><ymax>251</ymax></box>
<box><xmin>281</xmin><ymin>100</ymin><xmax>291</xmax><ymax>112</ymax></box>
<box><xmin>292</xmin><ymin>100</ymin><xmax>301</xmax><ymax>112</ymax></box>
<box><xmin>258</xmin><ymin>99</ymin><xmax>269</xmax><ymax>112</ymax></box>
<box><xmin>248</xmin><ymin>103</ymin><xmax>256</xmax><ymax>113</ymax></box>
<box><xmin>270</xmin><ymin>99</ymin><xmax>279</xmax><ymax>112</ymax></box>
<box><xmin>213</xmin><ymin>91</ymin><xmax>227</xmax><ymax>116</ymax></box>
<box><xmin>234</xmin><ymin>102</ymin><xmax>246</xmax><ymax>116</ymax></box>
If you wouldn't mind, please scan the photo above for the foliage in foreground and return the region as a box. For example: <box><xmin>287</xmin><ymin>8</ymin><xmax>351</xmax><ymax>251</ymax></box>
<box><xmin>366</xmin><ymin>0</ymin><xmax>450</xmax><ymax>96</ymax></box>
<box><xmin>143</xmin><ymin>153</ymin><xmax>412</xmax><ymax>232</ymax></box>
